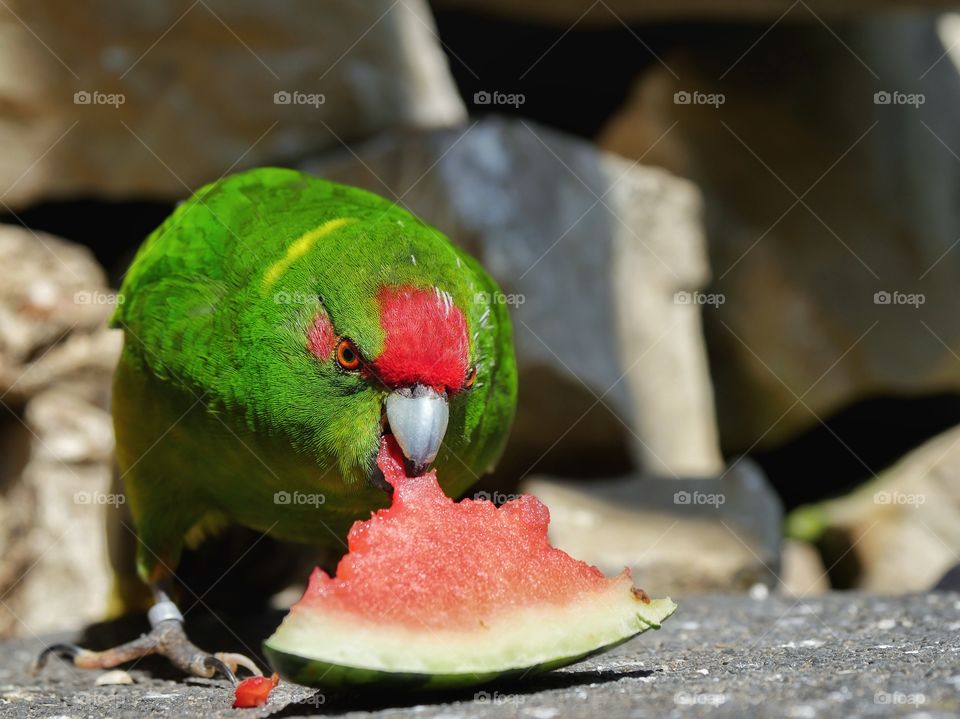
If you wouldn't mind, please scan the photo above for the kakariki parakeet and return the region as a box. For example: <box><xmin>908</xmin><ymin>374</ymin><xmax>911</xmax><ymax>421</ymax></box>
<box><xmin>37</xmin><ymin>167</ymin><xmax>517</xmax><ymax>682</ymax></box>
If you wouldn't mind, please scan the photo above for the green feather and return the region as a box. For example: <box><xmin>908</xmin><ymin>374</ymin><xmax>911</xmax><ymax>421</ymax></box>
<box><xmin>111</xmin><ymin>168</ymin><xmax>517</xmax><ymax>586</ymax></box>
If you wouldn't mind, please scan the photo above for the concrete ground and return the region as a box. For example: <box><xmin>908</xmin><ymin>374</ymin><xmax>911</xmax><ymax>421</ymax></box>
<box><xmin>1</xmin><ymin>592</ymin><xmax>957</xmax><ymax>718</ymax></box>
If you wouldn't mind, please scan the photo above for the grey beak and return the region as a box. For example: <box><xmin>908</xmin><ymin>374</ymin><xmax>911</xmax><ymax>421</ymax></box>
<box><xmin>385</xmin><ymin>384</ymin><xmax>449</xmax><ymax>475</ymax></box>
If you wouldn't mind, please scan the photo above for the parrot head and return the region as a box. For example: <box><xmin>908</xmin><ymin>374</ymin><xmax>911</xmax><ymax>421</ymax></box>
<box><xmin>228</xmin><ymin>172</ymin><xmax>517</xmax><ymax>499</ymax></box>
<box><xmin>300</xmin><ymin>276</ymin><xmax>482</xmax><ymax>485</ymax></box>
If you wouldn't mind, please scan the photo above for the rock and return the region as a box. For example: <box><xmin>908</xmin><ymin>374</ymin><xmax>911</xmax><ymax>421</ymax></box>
<box><xmin>0</xmin><ymin>0</ymin><xmax>464</xmax><ymax>208</ymax></box>
<box><xmin>520</xmin><ymin>458</ymin><xmax>783</xmax><ymax>594</ymax></box>
<box><xmin>780</xmin><ymin>539</ymin><xmax>829</xmax><ymax>596</ymax></box>
<box><xmin>433</xmin><ymin>0</ymin><xmax>960</xmax><ymax>24</ymax></box>
<box><xmin>0</xmin><ymin>390</ymin><xmax>117</xmax><ymax>637</ymax></box>
<box><xmin>0</xmin><ymin>226</ymin><xmax>119</xmax><ymax>401</ymax></box>
<box><xmin>597</xmin><ymin>14</ymin><xmax>960</xmax><ymax>452</ymax></box>
<box><xmin>0</xmin><ymin>226</ymin><xmax>119</xmax><ymax>637</ymax></box>
<box><xmin>95</xmin><ymin>669</ymin><xmax>134</xmax><ymax>686</ymax></box>
<box><xmin>792</xmin><ymin>422</ymin><xmax>960</xmax><ymax>592</ymax></box>
<box><xmin>307</xmin><ymin>116</ymin><xmax>723</xmax><ymax>478</ymax></box>
<box><xmin>935</xmin><ymin>563</ymin><xmax>960</xmax><ymax>590</ymax></box>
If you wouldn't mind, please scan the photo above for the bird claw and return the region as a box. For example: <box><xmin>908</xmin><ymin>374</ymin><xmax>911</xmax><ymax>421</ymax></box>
<box><xmin>215</xmin><ymin>652</ymin><xmax>263</xmax><ymax>678</ymax></box>
<box><xmin>32</xmin><ymin>643</ymin><xmax>90</xmax><ymax>674</ymax></box>
<box><xmin>32</xmin><ymin>618</ymin><xmax>263</xmax><ymax>686</ymax></box>
<box><xmin>195</xmin><ymin>654</ymin><xmax>238</xmax><ymax>685</ymax></box>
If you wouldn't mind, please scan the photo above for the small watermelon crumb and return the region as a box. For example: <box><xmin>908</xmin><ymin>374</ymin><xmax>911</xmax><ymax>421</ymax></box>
<box><xmin>264</xmin><ymin>435</ymin><xmax>676</xmax><ymax>689</ymax></box>
<box><xmin>233</xmin><ymin>672</ymin><xmax>279</xmax><ymax>708</ymax></box>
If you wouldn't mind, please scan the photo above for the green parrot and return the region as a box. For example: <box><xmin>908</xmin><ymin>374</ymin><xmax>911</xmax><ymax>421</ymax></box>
<box><xmin>37</xmin><ymin>167</ymin><xmax>517</xmax><ymax>682</ymax></box>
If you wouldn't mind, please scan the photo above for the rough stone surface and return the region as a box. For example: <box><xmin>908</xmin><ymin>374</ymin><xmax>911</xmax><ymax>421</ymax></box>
<box><xmin>4</xmin><ymin>593</ymin><xmax>959</xmax><ymax>718</ymax></box>
<box><xmin>0</xmin><ymin>226</ymin><xmax>119</xmax><ymax>401</ymax></box>
<box><xmin>0</xmin><ymin>225</ymin><xmax>121</xmax><ymax>637</ymax></box>
<box><xmin>0</xmin><ymin>0</ymin><xmax>464</xmax><ymax>208</ymax></box>
<box><xmin>308</xmin><ymin>116</ymin><xmax>723</xmax><ymax>479</ymax></box>
<box><xmin>597</xmin><ymin>14</ymin><xmax>960</xmax><ymax>453</ymax></box>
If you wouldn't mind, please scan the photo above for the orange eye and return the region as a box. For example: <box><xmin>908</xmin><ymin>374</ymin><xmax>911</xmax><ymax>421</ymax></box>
<box><xmin>463</xmin><ymin>366</ymin><xmax>477</xmax><ymax>389</ymax></box>
<box><xmin>335</xmin><ymin>338</ymin><xmax>362</xmax><ymax>370</ymax></box>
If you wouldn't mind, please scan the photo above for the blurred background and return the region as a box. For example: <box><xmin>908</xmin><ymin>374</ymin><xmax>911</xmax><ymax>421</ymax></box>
<box><xmin>1</xmin><ymin>0</ymin><xmax>960</xmax><ymax>638</ymax></box>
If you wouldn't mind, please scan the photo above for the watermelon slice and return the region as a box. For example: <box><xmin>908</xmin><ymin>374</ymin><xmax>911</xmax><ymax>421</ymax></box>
<box><xmin>263</xmin><ymin>436</ymin><xmax>676</xmax><ymax>689</ymax></box>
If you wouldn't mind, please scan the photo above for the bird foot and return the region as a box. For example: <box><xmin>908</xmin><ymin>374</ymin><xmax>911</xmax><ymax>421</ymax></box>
<box><xmin>32</xmin><ymin>600</ymin><xmax>262</xmax><ymax>685</ymax></box>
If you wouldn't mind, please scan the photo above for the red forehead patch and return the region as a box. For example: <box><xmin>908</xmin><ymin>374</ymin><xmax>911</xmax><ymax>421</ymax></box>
<box><xmin>372</xmin><ymin>286</ymin><xmax>469</xmax><ymax>392</ymax></box>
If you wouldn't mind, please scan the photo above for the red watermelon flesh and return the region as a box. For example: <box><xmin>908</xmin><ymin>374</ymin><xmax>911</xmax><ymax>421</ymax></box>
<box><xmin>263</xmin><ymin>435</ymin><xmax>676</xmax><ymax>686</ymax></box>
<box><xmin>232</xmin><ymin>672</ymin><xmax>279</xmax><ymax>708</ymax></box>
<box><xmin>296</xmin><ymin>436</ymin><xmax>618</xmax><ymax>629</ymax></box>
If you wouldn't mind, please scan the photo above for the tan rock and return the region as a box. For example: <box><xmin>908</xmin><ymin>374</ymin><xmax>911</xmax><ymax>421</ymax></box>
<box><xmin>308</xmin><ymin>117</ymin><xmax>723</xmax><ymax>478</ymax></box>
<box><xmin>0</xmin><ymin>0</ymin><xmax>464</xmax><ymax>208</ymax></box>
<box><xmin>0</xmin><ymin>226</ymin><xmax>119</xmax><ymax>637</ymax></box>
<box><xmin>780</xmin><ymin>539</ymin><xmax>829</xmax><ymax>596</ymax></box>
<box><xmin>10</xmin><ymin>389</ymin><xmax>117</xmax><ymax>636</ymax></box>
<box><xmin>0</xmin><ymin>393</ymin><xmax>118</xmax><ymax>637</ymax></box>
<box><xmin>797</xmin><ymin>423</ymin><xmax>960</xmax><ymax>592</ymax></box>
<box><xmin>0</xmin><ymin>226</ymin><xmax>120</xmax><ymax>402</ymax></box>
<box><xmin>598</xmin><ymin>15</ymin><xmax>960</xmax><ymax>452</ymax></box>
<box><xmin>95</xmin><ymin>669</ymin><xmax>134</xmax><ymax>685</ymax></box>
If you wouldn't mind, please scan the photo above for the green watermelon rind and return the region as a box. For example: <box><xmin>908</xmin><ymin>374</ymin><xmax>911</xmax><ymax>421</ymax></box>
<box><xmin>263</xmin><ymin>598</ymin><xmax>677</xmax><ymax>690</ymax></box>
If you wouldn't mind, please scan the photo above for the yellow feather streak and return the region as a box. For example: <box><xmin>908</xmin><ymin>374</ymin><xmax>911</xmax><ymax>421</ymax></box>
<box><xmin>262</xmin><ymin>217</ymin><xmax>357</xmax><ymax>290</ymax></box>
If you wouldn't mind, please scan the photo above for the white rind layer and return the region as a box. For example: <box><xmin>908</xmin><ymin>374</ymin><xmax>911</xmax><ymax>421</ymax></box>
<box><xmin>266</xmin><ymin>580</ymin><xmax>676</xmax><ymax>675</ymax></box>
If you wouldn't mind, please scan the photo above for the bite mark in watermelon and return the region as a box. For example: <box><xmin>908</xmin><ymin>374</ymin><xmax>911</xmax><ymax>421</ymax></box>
<box><xmin>263</xmin><ymin>436</ymin><xmax>676</xmax><ymax>688</ymax></box>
